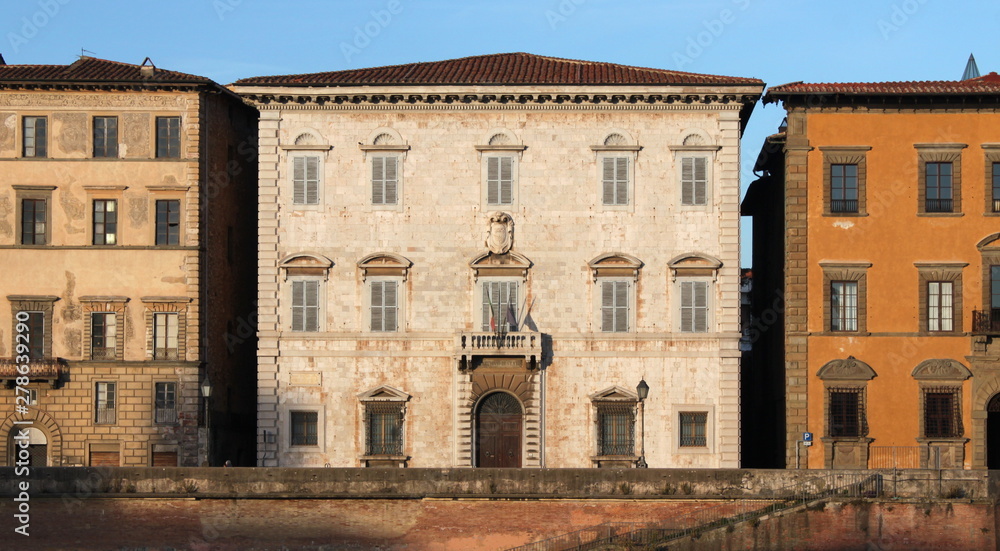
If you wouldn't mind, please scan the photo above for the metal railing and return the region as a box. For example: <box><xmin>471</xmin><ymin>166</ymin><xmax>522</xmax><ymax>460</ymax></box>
<box><xmin>925</xmin><ymin>198</ymin><xmax>953</xmax><ymax>213</ymax></box>
<box><xmin>830</xmin><ymin>199</ymin><xmax>858</xmax><ymax>213</ymax></box>
<box><xmin>458</xmin><ymin>331</ymin><xmax>540</xmax><ymax>351</ymax></box>
<box><xmin>95</xmin><ymin>406</ymin><xmax>116</xmax><ymax>425</ymax></box>
<box><xmin>506</xmin><ymin>473</ymin><xmax>883</xmax><ymax>551</ymax></box>
<box><xmin>868</xmin><ymin>446</ymin><xmax>922</xmax><ymax>469</ymax></box>
<box><xmin>972</xmin><ymin>310</ymin><xmax>1000</xmax><ymax>334</ymax></box>
<box><xmin>155</xmin><ymin>407</ymin><xmax>177</xmax><ymax>424</ymax></box>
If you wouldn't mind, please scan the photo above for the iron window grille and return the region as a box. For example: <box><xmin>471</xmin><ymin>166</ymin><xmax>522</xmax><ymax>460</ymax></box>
<box><xmin>154</xmin><ymin>382</ymin><xmax>177</xmax><ymax>424</ymax></box>
<box><xmin>679</xmin><ymin>412</ymin><xmax>708</xmax><ymax>447</ymax></box>
<box><xmin>365</xmin><ymin>402</ymin><xmax>403</xmax><ymax>455</ymax></box>
<box><xmin>597</xmin><ymin>403</ymin><xmax>635</xmax><ymax>456</ymax></box>
<box><xmin>829</xmin><ymin>387</ymin><xmax>866</xmax><ymax>437</ymax></box>
<box><xmin>290</xmin><ymin>411</ymin><xmax>318</xmax><ymax>446</ymax></box>
<box><xmin>924</xmin><ymin>387</ymin><xmax>962</xmax><ymax>438</ymax></box>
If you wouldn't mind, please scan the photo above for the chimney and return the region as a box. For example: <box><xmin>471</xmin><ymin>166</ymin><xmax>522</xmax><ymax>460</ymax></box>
<box><xmin>140</xmin><ymin>56</ymin><xmax>155</xmax><ymax>78</ymax></box>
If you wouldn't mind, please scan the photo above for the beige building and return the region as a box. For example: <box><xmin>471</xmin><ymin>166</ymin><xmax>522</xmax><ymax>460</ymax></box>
<box><xmin>232</xmin><ymin>53</ymin><xmax>763</xmax><ymax>468</ymax></box>
<box><xmin>0</xmin><ymin>56</ymin><xmax>258</xmax><ymax>467</ymax></box>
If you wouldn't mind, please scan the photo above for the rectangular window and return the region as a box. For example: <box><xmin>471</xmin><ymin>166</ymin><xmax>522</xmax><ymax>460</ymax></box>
<box><xmin>290</xmin><ymin>411</ymin><xmax>318</xmax><ymax>446</ymax></box>
<box><xmin>93</xmin><ymin>116</ymin><xmax>118</xmax><ymax>158</ymax></box>
<box><xmin>992</xmin><ymin>266</ymin><xmax>1000</xmax><ymax>323</ymax></box>
<box><xmin>17</xmin><ymin>311</ymin><xmax>44</xmax><ymax>359</ymax></box>
<box><xmin>93</xmin><ymin>199</ymin><xmax>118</xmax><ymax>245</ymax></box>
<box><xmin>602</xmin><ymin>157</ymin><xmax>629</xmax><ymax>206</ymax></box>
<box><xmin>155</xmin><ymin>116</ymin><xmax>181</xmax><ymax>158</ymax></box>
<box><xmin>153</xmin><ymin>312</ymin><xmax>179</xmax><ymax>360</ymax></box>
<box><xmin>681</xmin><ymin>157</ymin><xmax>708</xmax><ymax>206</ymax></box>
<box><xmin>830</xmin><ymin>164</ymin><xmax>859</xmax><ymax>213</ymax></box>
<box><xmin>370</xmin><ymin>281</ymin><xmax>398</xmax><ymax>332</ymax></box>
<box><xmin>597</xmin><ymin>404</ymin><xmax>635</xmax><ymax>456</ymax></box>
<box><xmin>601</xmin><ymin>280</ymin><xmax>629</xmax><ymax>332</ymax></box>
<box><xmin>924</xmin><ymin>389</ymin><xmax>961</xmax><ymax>438</ymax></box>
<box><xmin>154</xmin><ymin>382</ymin><xmax>177</xmax><ymax>424</ymax></box>
<box><xmin>22</xmin><ymin>116</ymin><xmax>47</xmax><ymax>158</ymax></box>
<box><xmin>481</xmin><ymin>281</ymin><xmax>518</xmax><ymax>332</ymax></box>
<box><xmin>155</xmin><ymin>200</ymin><xmax>180</xmax><ymax>245</ymax></box>
<box><xmin>291</xmin><ymin>280</ymin><xmax>320</xmax><ymax>332</ymax></box>
<box><xmin>680</xmin><ymin>280</ymin><xmax>709</xmax><ymax>333</ymax></box>
<box><xmin>95</xmin><ymin>382</ymin><xmax>116</xmax><ymax>424</ymax></box>
<box><xmin>992</xmin><ymin>162</ymin><xmax>1000</xmax><ymax>213</ymax></box>
<box><xmin>371</xmin><ymin>156</ymin><xmax>398</xmax><ymax>205</ymax></box>
<box><xmin>830</xmin><ymin>281</ymin><xmax>858</xmax><ymax>332</ymax></box>
<box><xmin>90</xmin><ymin>313</ymin><xmax>116</xmax><ymax>360</ymax></box>
<box><xmin>927</xmin><ymin>281</ymin><xmax>954</xmax><ymax>332</ymax></box>
<box><xmin>366</xmin><ymin>403</ymin><xmax>403</xmax><ymax>455</ymax></box>
<box><xmin>679</xmin><ymin>412</ymin><xmax>708</xmax><ymax>447</ymax></box>
<box><xmin>486</xmin><ymin>156</ymin><xmax>514</xmax><ymax>205</ymax></box>
<box><xmin>925</xmin><ymin>162</ymin><xmax>953</xmax><ymax>213</ymax></box>
<box><xmin>829</xmin><ymin>388</ymin><xmax>862</xmax><ymax>437</ymax></box>
<box><xmin>21</xmin><ymin>198</ymin><xmax>46</xmax><ymax>245</ymax></box>
<box><xmin>292</xmin><ymin>156</ymin><xmax>320</xmax><ymax>205</ymax></box>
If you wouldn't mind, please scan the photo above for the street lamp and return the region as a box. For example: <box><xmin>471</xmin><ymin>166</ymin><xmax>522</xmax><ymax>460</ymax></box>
<box><xmin>200</xmin><ymin>376</ymin><xmax>213</xmax><ymax>466</ymax></box>
<box><xmin>636</xmin><ymin>379</ymin><xmax>649</xmax><ymax>468</ymax></box>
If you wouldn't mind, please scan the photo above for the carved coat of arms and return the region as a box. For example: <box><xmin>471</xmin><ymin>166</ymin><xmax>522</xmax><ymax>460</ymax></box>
<box><xmin>485</xmin><ymin>212</ymin><xmax>513</xmax><ymax>255</ymax></box>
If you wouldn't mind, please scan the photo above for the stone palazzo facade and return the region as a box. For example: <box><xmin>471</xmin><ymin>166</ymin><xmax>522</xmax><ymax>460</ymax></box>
<box><xmin>232</xmin><ymin>53</ymin><xmax>763</xmax><ymax>468</ymax></box>
<box><xmin>0</xmin><ymin>57</ymin><xmax>257</xmax><ymax>467</ymax></box>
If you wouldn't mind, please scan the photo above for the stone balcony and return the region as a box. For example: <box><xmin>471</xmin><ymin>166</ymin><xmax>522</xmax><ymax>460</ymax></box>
<box><xmin>0</xmin><ymin>358</ymin><xmax>65</xmax><ymax>388</ymax></box>
<box><xmin>455</xmin><ymin>331</ymin><xmax>542</xmax><ymax>370</ymax></box>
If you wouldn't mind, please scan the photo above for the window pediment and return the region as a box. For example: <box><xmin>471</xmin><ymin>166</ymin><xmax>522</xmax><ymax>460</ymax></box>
<box><xmin>281</xmin><ymin>128</ymin><xmax>332</xmax><ymax>151</ymax></box>
<box><xmin>588</xmin><ymin>253</ymin><xmax>642</xmax><ymax>281</ymax></box>
<box><xmin>470</xmin><ymin>251</ymin><xmax>532</xmax><ymax>280</ymax></box>
<box><xmin>279</xmin><ymin>252</ymin><xmax>334</xmax><ymax>280</ymax></box>
<box><xmin>911</xmin><ymin>359</ymin><xmax>972</xmax><ymax>381</ymax></box>
<box><xmin>358</xmin><ymin>385</ymin><xmax>410</xmax><ymax>402</ymax></box>
<box><xmin>358</xmin><ymin>253</ymin><xmax>412</xmax><ymax>281</ymax></box>
<box><xmin>817</xmin><ymin>356</ymin><xmax>877</xmax><ymax>381</ymax></box>
<box><xmin>668</xmin><ymin>253</ymin><xmax>722</xmax><ymax>280</ymax></box>
<box><xmin>590</xmin><ymin>386</ymin><xmax>639</xmax><ymax>402</ymax></box>
<box><xmin>977</xmin><ymin>233</ymin><xmax>1000</xmax><ymax>251</ymax></box>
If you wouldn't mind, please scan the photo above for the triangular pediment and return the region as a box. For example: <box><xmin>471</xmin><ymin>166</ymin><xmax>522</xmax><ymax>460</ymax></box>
<box><xmin>358</xmin><ymin>385</ymin><xmax>410</xmax><ymax>402</ymax></box>
<box><xmin>911</xmin><ymin>359</ymin><xmax>972</xmax><ymax>381</ymax></box>
<box><xmin>589</xmin><ymin>385</ymin><xmax>639</xmax><ymax>402</ymax></box>
<box><xmin>817</xmin><ymin>356</ymin><xmax>877</xmax><ymax>381</ymax></box>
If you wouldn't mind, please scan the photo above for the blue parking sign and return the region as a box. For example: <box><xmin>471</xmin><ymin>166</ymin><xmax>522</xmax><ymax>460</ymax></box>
<box><xmin>803</xmin><ymin>432</ymin><xmax>813</xmax><ymax>442</ymax></box>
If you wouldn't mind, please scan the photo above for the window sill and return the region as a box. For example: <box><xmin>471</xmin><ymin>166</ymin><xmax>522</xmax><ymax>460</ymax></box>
<box><xmin>917</xmin><ymin>212</ymin><xmax>964</xmax><ymax>217</ymax></box>
<box><xmin>591</xmin><ymin>455</ymin><xmax>640</xmax><ymax>468</ymax></box>
<box><xmin>823</xmin><ymin>212</ymin><xmax>868</xmax><ymax>217</ymax></box>
<box><xmin>361</xmin><ymin>454</ymin><xmax>408</xmax><ymax>468</ymax></box>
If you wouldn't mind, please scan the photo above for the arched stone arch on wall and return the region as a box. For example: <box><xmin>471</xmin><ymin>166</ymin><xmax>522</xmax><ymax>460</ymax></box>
<box><xmin>455</xmin><ymin>368</ymin><xmax>540</xmax><ymax>469</ymax></box>
<box><xmin>0</xmin><ymin>409</ymin><xmax>62</xmax><ymax>466</ymax></box>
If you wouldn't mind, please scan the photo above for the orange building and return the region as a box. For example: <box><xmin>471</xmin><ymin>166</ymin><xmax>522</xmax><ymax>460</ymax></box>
<box><xmin>747</xmin><ymin>71</ymin><xmax>1000</xmax><ymax>469</ymax></box>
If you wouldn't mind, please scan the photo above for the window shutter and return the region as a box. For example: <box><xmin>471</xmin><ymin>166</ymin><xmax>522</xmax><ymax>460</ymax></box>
<box><xmin>694</xmin><ymin>281</ymin><xmax>708</xmax><ymax>332</ymax></box>
<box><xmin>372</xmin><ymin>156</ymin><xmax>385</xmax><ymax>204</ymax></box>
<box><xmin>293</xmin><ymin>157</ymin><xmax>306</xmax><ymax>204</ymax></box>
<box><xmin>680</xmin><ymin>281</ymin><xmax>693</xmax><ymax>332</ymax></box>
<box><xmin>500</xmin><ymin>157</ymin><xmax>513</xmax><ymax>204</ymax></box>
<box><xmin>384</xmin><ymin>281</ymin><xmax>398</xmax><ymax>331</ymax></box>
<box><xmin>304</xmin><ymin>281</ymin><xmax>319</xmax><ymax>332</ymax></box>
<box><xmin>305</xmin><ymin>157</ymin><xmax>319</xmax><ymax>205</ymax></box>
<box><xmin>681</xmin><ymin>158</ymin><xmax>694</xmax><ymax>205</ymax></box>
<box><xmin>291</xmin><ymin>281</ymin><xmax>305</xmax><ymax>331</ymax></box>
<box><xmin>384</xmin><ymin>156</ymin><xmax>398</xmax><ymax>205</ymax></box>
<box><xmin>602</xmin><ymin>158</ymin><xmax>616</xmax><ymax>205</ymax></box>
<box><xmin>693</xmin><ymin>157</ymin><xmax>707</xmax><ymax>205</ymax></box>
<box><xmin>371</xmin><ymin>281</ymin><xmax>384</xmax><ymax>331</ymax></box>
<box><xmin>601</xmin><ymin>281</ymin><xmax>615</xmax><ymax>331</ymax></box>
<box><xmin>615</xmin><ymin>157</ymin><xmax>629</xmax><ymax>206</ymax></box>
<box><xmin>487</xmin><ymin>157</ymin><xmax>499</xmax><ymax>204</ymax></box>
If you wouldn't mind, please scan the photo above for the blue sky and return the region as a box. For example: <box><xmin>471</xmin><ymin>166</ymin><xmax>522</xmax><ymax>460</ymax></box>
<box><xmin>4</xmin><ymin>0</ymin><xmax>998</xmax><ymax>264</ymax></box>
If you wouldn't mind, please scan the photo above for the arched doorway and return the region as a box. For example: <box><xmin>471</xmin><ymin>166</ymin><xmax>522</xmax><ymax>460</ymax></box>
<box><xmin>988</xmin><ymin>394</ymin><xmax>1000</xmax><ymax>469</ymax></box>
<box><xmin>476</xmin><ymin>392</ymin><xmax>522</xmax><ymax>468</ymax></box>
<box><xmin>8</xmin><ymin>427</ymin><xmax>47</xmax><ymax>467</ymax></box>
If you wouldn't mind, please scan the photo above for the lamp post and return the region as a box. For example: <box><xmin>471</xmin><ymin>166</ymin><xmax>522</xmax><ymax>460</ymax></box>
<box><xmin>636</xmin><ymin>379</ymin><xmax>649</xmax><ymax>468</ymax></box>
<box><xmin>200</xmin><ymin>376</ymin><xmax>213</xmax><ymax>466</ymax></box>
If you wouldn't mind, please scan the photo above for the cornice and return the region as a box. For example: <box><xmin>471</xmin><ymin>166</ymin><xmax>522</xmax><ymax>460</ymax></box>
<box><xmin>238</xmin><ymin>92</ymin><xmax>758</xmax><ymax>111</ymax></box>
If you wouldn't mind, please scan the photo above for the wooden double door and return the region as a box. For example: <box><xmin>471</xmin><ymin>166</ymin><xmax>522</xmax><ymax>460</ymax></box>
<box><xmin>476</xmin><ymin>392</ymin><xmax>522</xmax><ymax>468</ymax></box>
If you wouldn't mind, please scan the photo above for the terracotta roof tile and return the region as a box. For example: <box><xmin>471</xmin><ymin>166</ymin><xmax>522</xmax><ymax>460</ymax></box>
<box><xmin>767</xmin><ymin>72</ymin><xmax>1000</xmax><ymax>96</ymax></box>
<box><xmin>0</xmin><ymin>56</ymin><xmax>212</xmax><ymax>84</ymax></box>
<box><xmin>232</xmin><ymin>52</ymin><xmax>762</xmax><ymax>87</ymax></box>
